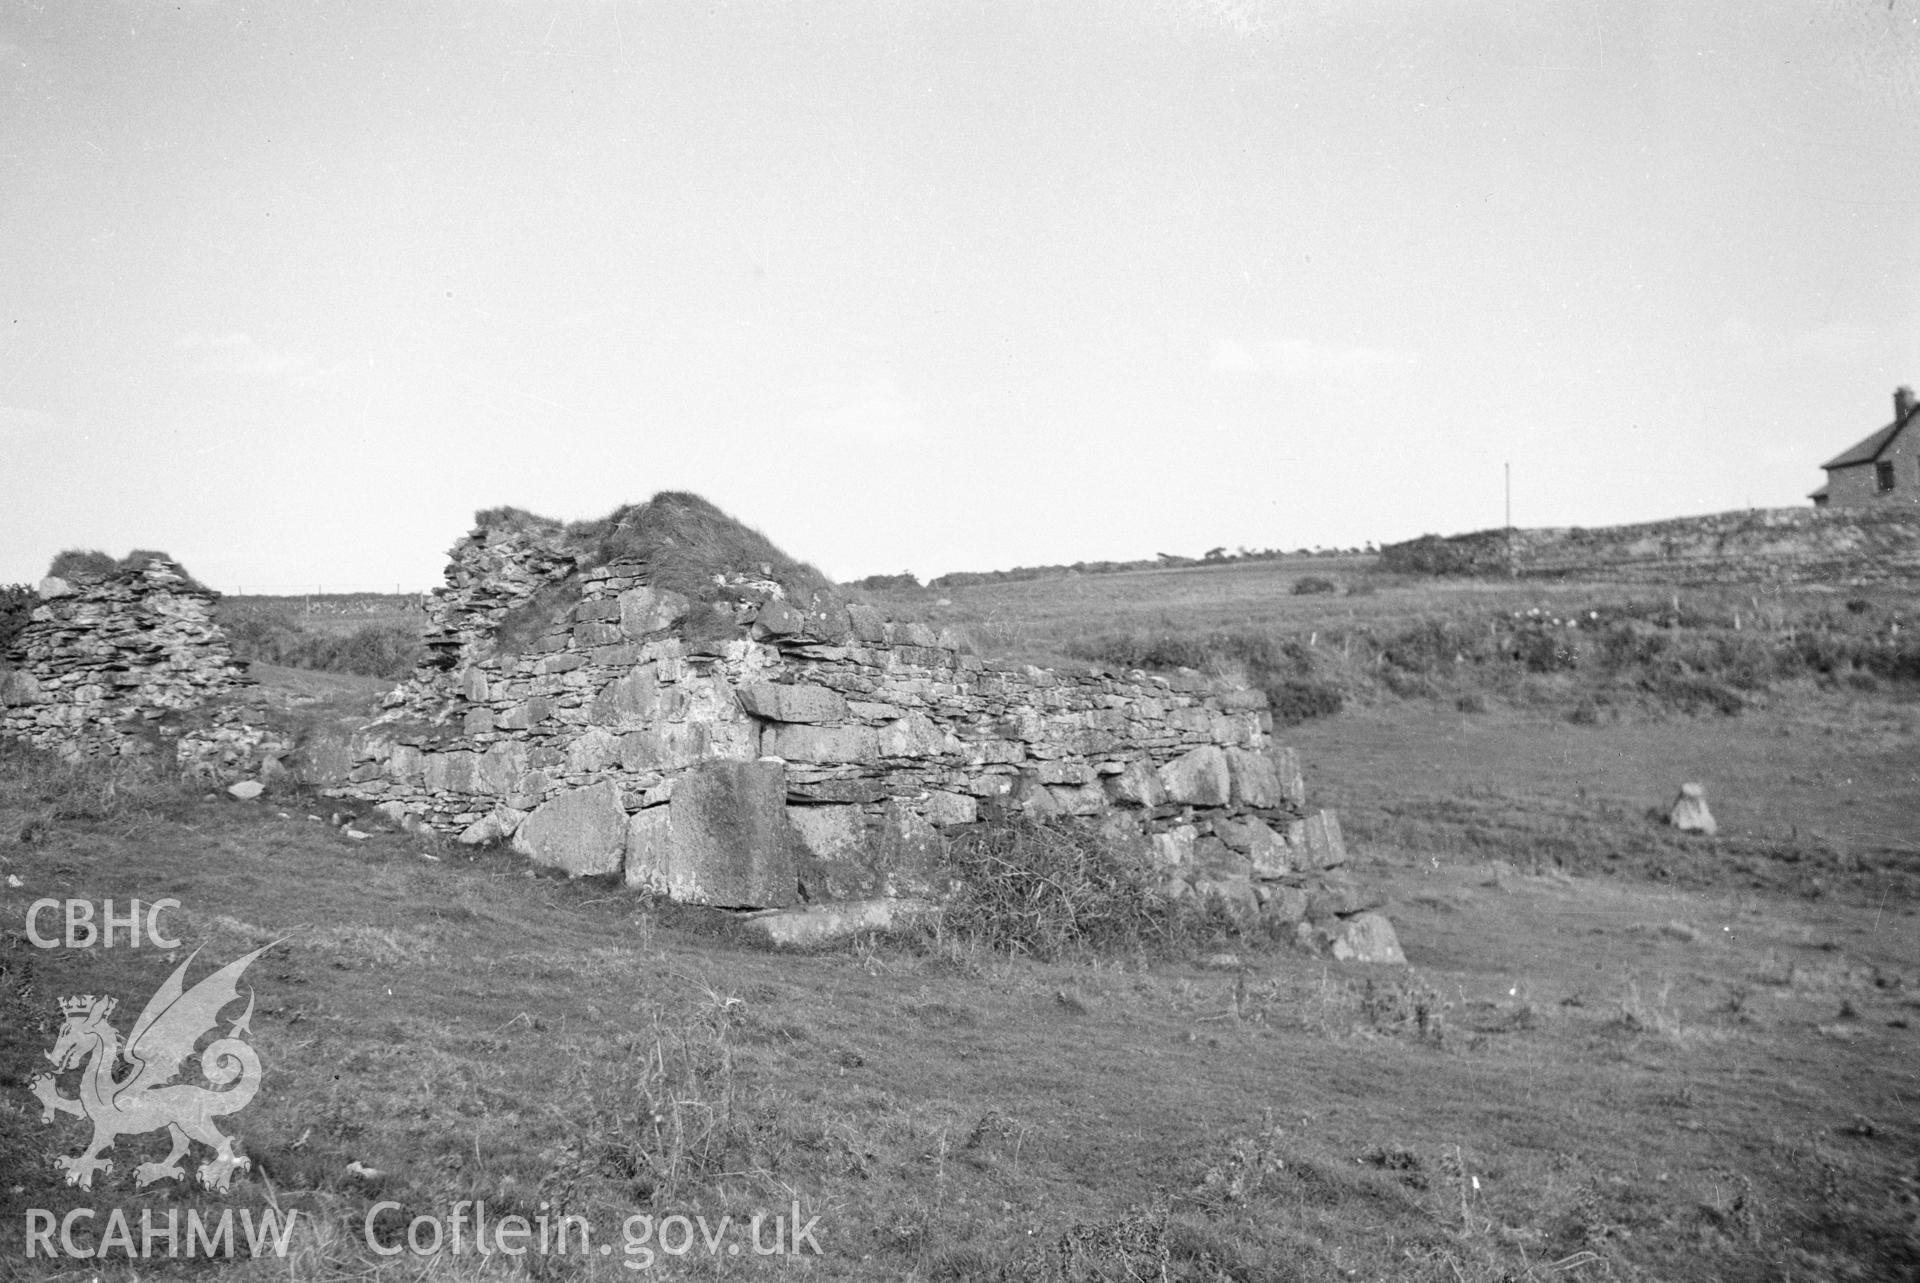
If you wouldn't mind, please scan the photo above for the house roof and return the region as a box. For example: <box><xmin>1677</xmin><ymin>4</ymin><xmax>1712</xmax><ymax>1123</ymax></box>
<box><xmin>1808</xmin><ymin>483</ymin><xmax>1829</xmax><ymax>499</ymax></box>
<box><xmin>1823</xmin><ymin>404</ymin><xmax>1917</xmax><ymax>470</ymax></box>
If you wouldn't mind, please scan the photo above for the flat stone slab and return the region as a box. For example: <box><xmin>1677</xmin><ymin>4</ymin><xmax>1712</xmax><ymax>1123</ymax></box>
<box><xmin>735</xmin><ymin>898</ymin><xmax>942</xmax><ymax>948</ymax></box>
<box><xmin>737</xmin><ymin>681</ymin><xmax>849</xmax><ymax>724</ymax></box>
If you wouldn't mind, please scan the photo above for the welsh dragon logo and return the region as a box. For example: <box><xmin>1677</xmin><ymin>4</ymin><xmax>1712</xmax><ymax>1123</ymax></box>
<box><xmin>29</xmin><ymin>944</ymin><xmax>271</xmax><ymax>1192</ymax></box>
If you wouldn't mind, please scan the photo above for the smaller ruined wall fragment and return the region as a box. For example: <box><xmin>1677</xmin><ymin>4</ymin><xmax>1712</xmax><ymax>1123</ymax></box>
<box><xmin>0</xmin><ymin>558</ymin><xmax>274</xmax><ymax>773</ymax></box>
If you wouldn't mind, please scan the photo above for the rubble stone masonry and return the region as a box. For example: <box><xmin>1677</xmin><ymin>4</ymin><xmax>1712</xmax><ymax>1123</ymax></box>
<box><xmin>0</xmin><ymin>518</ymin><xmax>1397</xmax><ymax>958</ymax></box>
<box><xmin>0</xmin><ymin>559</ymin><xmax>279</xmax><ymax>775</ymax></box>
<box><xmin>298</xmin><ymin>519</ymin><xmax>1381</xmax><ymax>948</ymax></box>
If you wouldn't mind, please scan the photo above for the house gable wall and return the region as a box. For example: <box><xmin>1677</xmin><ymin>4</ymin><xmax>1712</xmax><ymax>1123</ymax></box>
<box><xmin>1823</xmin><ymin>422</ymin><xmax>1920</xmax><ymax>509</ymax></box>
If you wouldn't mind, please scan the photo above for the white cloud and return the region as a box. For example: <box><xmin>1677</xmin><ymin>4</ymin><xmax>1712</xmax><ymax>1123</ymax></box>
<box><xmin>789</xmin><ymin>376</ymin><xmax>927</xmax><ymax>444</ymax></box>
<box><xmin>1210</xmin><ymin>336</ymin><xmax>1422</xmax><ymax>381</ymax></box>
<box><xmin>175</xmin><ymin>330</ymin><xmax>316</xmax><ymax>380</ymax></box>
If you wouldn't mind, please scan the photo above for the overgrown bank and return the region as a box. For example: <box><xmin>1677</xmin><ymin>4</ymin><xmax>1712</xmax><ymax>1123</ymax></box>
<box><xmin>1064</xmin><ymin>592</ymin><xmax>1919</xmax><ymax>726</ymax></box>
<box><xmin>217</xmin><ymin>604</ymin><xmax>423</xmax><ymax>680</ymax></box>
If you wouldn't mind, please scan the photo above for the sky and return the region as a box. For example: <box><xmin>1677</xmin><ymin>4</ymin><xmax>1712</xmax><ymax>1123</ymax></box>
<box><xmin>2</xmin><ymin>1</ymin><xmax>1917</xmax><ymax>592</ymax></box>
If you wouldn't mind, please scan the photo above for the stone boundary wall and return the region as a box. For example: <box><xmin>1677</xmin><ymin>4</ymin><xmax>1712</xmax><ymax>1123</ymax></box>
<box><xmin>0</xmin><ymin>522</ymin><xmax>1397</xmax><ymax>959</ymax></box>
<box><xmin>1380</xmin><ymin>508</ymin><xmax>1920</xmax><ymax>583</ymax></box>
<box><xmin>0</xmin><ymin>560</ymin><xmax>279</xmax><ymax>774</ymax></box>
<box><xmin>307</xmin><ymin>521</ymin><xmax>1380</xmax><ymax>948</ymax></box>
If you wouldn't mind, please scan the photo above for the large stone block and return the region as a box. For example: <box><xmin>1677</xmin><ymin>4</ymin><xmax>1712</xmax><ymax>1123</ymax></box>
<box><xmin>1150</xmin><ymin>823</ymin><xmax>1197</xmax><ymax>869</ymax></box>
<box><xmin>476</xmin><ymin>741</ymin><xmax>529</xmax><ymax>794</ymax></box>
<box><xmin>1224</xmin><ymin>747</ymin><xmax>1283</xmax><ymax>808</ymax></box>
<box><xmin>761</xmin><ymin>722</ymin><xmax>877</xmax><ymax>764</ymax></box>
<box><xmin>1329</xmin><ymin>912</ymin><xmax>1406</xmax><ymax>965</ymax></box>
<box><xmin>458</xmin><ymin>806</ymin><xmax>526</xmax><ymax>846</ymax></box>
<box><xmin>1104</xmin><ymin>759</ymin><xmax>1167</xmax><ymax>809</ymax></box>
<box><xmin>737</xmin><ymin>898</ymin><xmax>941</xmax><ymax>949</ymax></box>
<box><xmin>1301</xmin><ymin>810</ymin><xmax>1346</xmax><ymax>869</ymax></box>
<box><xmin>496</xmin><ymin>697</ymin><xmax>555</xmax><ymax>730</ymax></box>
<box><xmin>424</xmin><ymin>750</ymin><xmax>480</xmax><ymax>793</ymax></box>
<box><xmin>875</xmin><ymin>712</ymin><xmax>950</xmax><ymax>758</ymax></box>
<box><xmin>619</xmin><ymin>587</ymin><xmax>690</xmax><ymax>638</ymax></box>
<box><xmin>589</xmin><ymin>665</ymin><xmax>662</xmax><ymax>728</ymax></box>
<box><xmin>566</xmin><ymin>726</ymin><xmax>622</xmax><ymax>773</ymax></box>
<box><xmin>1047</xmin><ymin>782</ymin><xmax>1108</xmax><ymax>816</ymax></box>
<box><xmin>619</xmin><ymin>723</ymin><xmax>712</xmax><ymax>771</ymax></box>
<box><xmin>1304</xmin><ymin>871</ymin><xmax>1383</xmax><ymax>921</ymax></box>
<box><xmin>871</xmin><ymin>800</ymin><xmax>948</xmax><ymax>898</ymax></box>
<box><xmin>1193</xmin><ymin>835</ymin><xmax>1248</xmax><ymax>881</ymax></box>
<box><xmin>1667</xmin><ymin>783</ymin><xmax>1717</xmax><ymax>835</ymax></box>
<box><xmin>623</xmin><ymin>760</ymin><xmax>797</xmax><ymax>908</ymax></box>
<box><xmin>922</xmin><ymin>790</ymin><xmax>978</xmax><ymax>826</ymax></box>
<box><xmin>1245</xmin><ymin>822</ymin><xmax>1292</xmax><ymax>878</ymax></box>
<box><xmin>1158</xmin><ymin>745</ymin><xmax>1230</xmax><ymax>806</ymax></box>
<box><xmin>787</xmin><ymin>776</ymin><xmax>888</xmax><ymax>804</ymax></box>
<box><xmin>1271</xmin><ymin>746</ymin><xmax>1306</xmax><ymax>808</ymax></box>
<box><xmin>738</xmin><ymin>681</ymin><xmax>849</xmax><ymax>724</ymax></box>
<box><xmin>1260</xmin><ymin>885</ymin><xmax>1310</xmax><ymax>924</ymax></box>
<box><xmin>511</xmin><ymin>781</ymin><xmax>627</xmax><ymax>876</ymax></box>
<box><xmin>788</xmin><ymin>803</ymin><xmax>865</xmax><ymax>863</ymax></box>
<box><xmin>1037</xmin><ymin>760</ymin><xmax>1095</xmax><ymax>786</ymax></box>
<box><xmin>845</xmin><ymin>603</ymin><xmax>888</xmax><ymax>644</ymax></box>
<box><xmin>1194</xmin><ymin>874</ymin><xmax>1259</xmax><ymax>917</ymax></box>
<box><xmin>749</xmin><ymin>600</ymin><xmax>806</xmax><ymax>639</ymax></box>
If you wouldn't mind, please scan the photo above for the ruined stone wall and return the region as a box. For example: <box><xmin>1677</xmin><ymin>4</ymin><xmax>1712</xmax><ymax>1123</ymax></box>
<box><xmin>313</xmin><ymin>521</ymin><xmax>1373</xmax><ymax>945</ymax></box>
<box><xmin>0</xmin><ymin>559</ymin><xmax>278</xmax><ymax>773</ymax></box>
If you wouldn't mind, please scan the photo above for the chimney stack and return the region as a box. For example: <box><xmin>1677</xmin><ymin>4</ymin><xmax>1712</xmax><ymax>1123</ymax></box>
<box><xmin>1899</xmin><ymin>385</ymin><xmax>1917</xmax><ymax>421</ymax></box>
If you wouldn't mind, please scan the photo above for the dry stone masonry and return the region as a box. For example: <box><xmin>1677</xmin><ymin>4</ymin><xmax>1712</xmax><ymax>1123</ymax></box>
<box><xmin>0</xmin><ymin>558</ymin><xmax>282</xmax><ymax>776</ymax></box>
<box><xmin>0</xmin><ymin>503</ymin><xmax>1400</xmax><ymax>961</ymax></box>
<box><xmin>301</xmin><ymin>504</ymin><xmax>1397</xmax><ymax>958</ymax></box>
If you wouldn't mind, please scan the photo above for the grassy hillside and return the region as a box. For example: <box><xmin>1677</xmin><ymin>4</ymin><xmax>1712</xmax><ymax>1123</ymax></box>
<box><xmin>865</xmin><ymin>558</ymin><xmax>1919</xmax><ymax>729</ymax></box>
<box><xmin>1</xmin><ymin>707</ymin><xmax>1916</xmax><ymax>1280</ymax></box>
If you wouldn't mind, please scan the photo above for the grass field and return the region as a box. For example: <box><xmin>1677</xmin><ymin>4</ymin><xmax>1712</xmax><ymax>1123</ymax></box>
<box><xmin>2</xmin><ymin>560</ymin><xmax>1918</xmax><ymax>1280</ymax></box>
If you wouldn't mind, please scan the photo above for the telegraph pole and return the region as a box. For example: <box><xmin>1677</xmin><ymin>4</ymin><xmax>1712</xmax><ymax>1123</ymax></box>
<box><xmin>1504</xmin><ymin>462</ymin><xmax>1515</xmax><ymax>577</ymax></box>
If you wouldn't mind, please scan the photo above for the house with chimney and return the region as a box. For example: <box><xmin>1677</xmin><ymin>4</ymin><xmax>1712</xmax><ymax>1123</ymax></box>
<box><xmin>1811</xmin><ymin>385</ymin><xmax>1920</xmax><ymax>509</ymax></box>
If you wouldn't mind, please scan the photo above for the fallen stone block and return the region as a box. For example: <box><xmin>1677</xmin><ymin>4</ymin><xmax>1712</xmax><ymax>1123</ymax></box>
<box><xmin>736</xmin><ymin>897</ymin><xmax>942</xmax><ymax>948</ymax></box>
<box><xmin>1329</xmin><ymin>912</ymin><xmax>1406</xmax><ymax>965</ymax></box>
<box><xmin>1668</xmin><ymin>782</ymin><xmax>1717</xmax><ymax>835</ymax></box>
